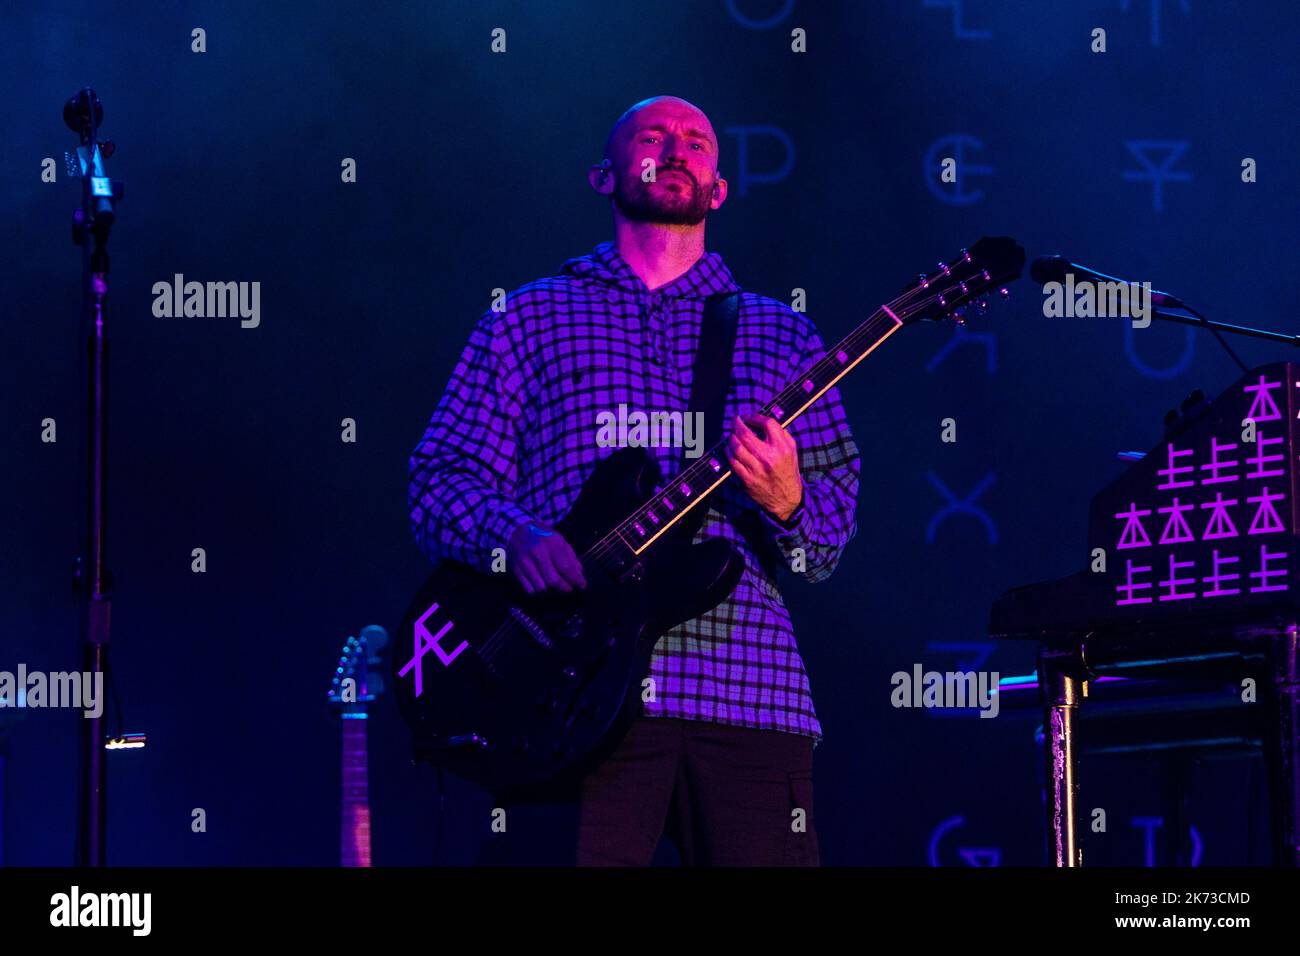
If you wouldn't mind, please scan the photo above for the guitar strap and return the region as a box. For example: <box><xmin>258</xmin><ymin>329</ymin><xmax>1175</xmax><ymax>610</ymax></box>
<box><xmin>687</xmin><ymin>291</ymin><xmax>741</xmax><ymax>460</ymax></box>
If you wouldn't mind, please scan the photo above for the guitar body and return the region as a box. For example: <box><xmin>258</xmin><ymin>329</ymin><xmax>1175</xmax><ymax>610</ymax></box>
<box><xmin>393</xmin><ymin>446</ymin><xmax>745</xmax><ymax>794</ymax></box>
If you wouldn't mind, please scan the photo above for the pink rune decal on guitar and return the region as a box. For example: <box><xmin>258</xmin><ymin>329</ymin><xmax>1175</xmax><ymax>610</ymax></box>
<box><xmin>398</xmin><ymin>602</ymin><xmax>467</xmax><ymax>697</ymax></box>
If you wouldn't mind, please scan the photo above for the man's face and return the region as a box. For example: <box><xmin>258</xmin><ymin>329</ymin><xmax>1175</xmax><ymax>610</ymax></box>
<box><xmin>607</xmin><ymin>100</ymin><xmax>721</xmax><ymax>225</ymax></box>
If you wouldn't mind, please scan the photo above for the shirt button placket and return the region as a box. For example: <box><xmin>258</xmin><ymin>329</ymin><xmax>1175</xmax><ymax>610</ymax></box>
<box><xmin>648</xmin><ymin>293</ymin><xmax>669</xmax><ymax>368</ymax></box>
<box><xmin>643</xmin><ymin>293</ymin><xmax>670</xmax><ymax>443</ymax></box>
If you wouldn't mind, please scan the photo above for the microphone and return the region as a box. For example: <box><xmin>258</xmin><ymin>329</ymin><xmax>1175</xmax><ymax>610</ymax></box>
<box><xmin>64</xmin><ymin>88</ymin><xmax>103</xmax><ymax>137</ymax></box>
<box><xmin>1029</xmin><ymin>255</ymin><xmax>1185</xmax><ymax>309</ymax></box>
<box><xmin>1030</xmin><ymin>255</ymin><xmax>1255</xmax><ymax>374</ymax></box>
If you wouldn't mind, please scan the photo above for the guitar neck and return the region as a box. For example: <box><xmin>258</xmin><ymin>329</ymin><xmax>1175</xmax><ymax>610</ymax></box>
<box><xmin>340</xmin><ymin>715</ymin><xmax>371</xmax><ymax>867</ymax></box>
<box><xmin>589</xmin><ymin>304</ymin><xmax>903</xmax><ymax>560</ymax></box>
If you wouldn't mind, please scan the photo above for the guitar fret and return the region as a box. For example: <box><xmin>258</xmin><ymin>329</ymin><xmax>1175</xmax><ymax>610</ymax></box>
<box><xmin>597</xmin><ymin>292</ymin><xmax>935</xmax><ymax>565</ymax></box>
<box><xmin>759</xmin><ymin>310</ymin><xmax>901</xmax><ymax>425</ymax></box>
<box><xmin>611</xmin><ymin>312</ymin><xmax>902</xmax><ymax>556</ymax></box>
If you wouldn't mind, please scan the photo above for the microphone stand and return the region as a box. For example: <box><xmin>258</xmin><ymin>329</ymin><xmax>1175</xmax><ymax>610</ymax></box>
<box><xmin>1032</xmin><ymin>256</ymin><xmax>1295</xmax><ymax>371</ymax></box>
<box><xmin>1149</xmin><ymin>307</ymin><xmax>1300</xmax><ymax>347</ymax></box>
<box><xmin>67</xmin><ymin>88</ymin><xmax>122</xmax><ymax>867</ymax></box>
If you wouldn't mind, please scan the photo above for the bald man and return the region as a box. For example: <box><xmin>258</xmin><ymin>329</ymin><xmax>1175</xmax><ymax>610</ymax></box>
<box><xmin>410</xmin><ymin>96</ymin><xmax>860</xmax><ymax>866</ymax></box>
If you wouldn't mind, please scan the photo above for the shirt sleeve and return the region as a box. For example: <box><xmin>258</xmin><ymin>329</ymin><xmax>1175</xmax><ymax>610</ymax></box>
<box><xmin>760</xmin><ymin>318</ymin><xmax>861</xmax><ymax>583</ymax></box>
<box><xmin>408</xmin><ymin>310</ymin><xmax>535</xmax><ymax>573</ymax></box>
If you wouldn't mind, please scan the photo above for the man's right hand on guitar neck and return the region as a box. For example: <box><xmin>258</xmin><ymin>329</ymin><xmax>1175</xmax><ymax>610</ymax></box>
<box><xmin>507</xmin><ymin>522</ymin><xmax>588</xmax><ymax>594</ymax></box>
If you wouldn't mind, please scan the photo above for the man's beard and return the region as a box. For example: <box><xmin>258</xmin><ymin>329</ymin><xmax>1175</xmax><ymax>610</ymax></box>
<box><xmin>611</xmin><ymin>168</ymin><xmax>713</xmax><ymax>225</ymax></box>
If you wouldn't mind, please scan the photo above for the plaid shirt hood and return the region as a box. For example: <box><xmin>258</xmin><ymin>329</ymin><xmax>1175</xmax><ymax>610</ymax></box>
<box><xmin>560</xmin><ymin>241</ymin><xmax>742</xmax><ymax>300</ymax></box>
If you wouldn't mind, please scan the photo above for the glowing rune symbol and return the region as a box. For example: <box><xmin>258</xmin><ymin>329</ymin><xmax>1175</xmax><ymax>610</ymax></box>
<box><xmin>922</xmin><ymin>0</ymin><xmax>992</xmax><ymax>39</ymax></box>
<box><xmin>1122</xmin><ymin>140</ymin><xmax>1192</xmax><ymax>213</ymax></box>
<box><xmin>1119</xmin><ymin>0</ymin><xmax>1190</xmax><ymax>48</ymax></box>
<box><xmin>398</xmin><ymin>601</ymin><xmax>468</xmax><ymax>697</ymax></box>
<box><xmin>924</xmin><ymin>135</ymin><xmax>993</xmax><ymax>206</ymax></box>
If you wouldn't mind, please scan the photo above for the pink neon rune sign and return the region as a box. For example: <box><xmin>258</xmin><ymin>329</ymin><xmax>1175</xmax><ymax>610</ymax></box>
<box><xmin>1094</xmin><ymin>366</ymin><xmax>1298</xmax><ymax>610</ymax></box>
<box><xmin>397</xmin><ymin>602</ymin><xmax>467</xmax><ymax>697</ymax></box>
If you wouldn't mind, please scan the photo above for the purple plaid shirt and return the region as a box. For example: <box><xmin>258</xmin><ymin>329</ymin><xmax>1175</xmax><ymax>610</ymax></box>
<box><xmin>409</xmin><ymin>242</ymin><xmax>859</xmax><ymax>741</ymax></box>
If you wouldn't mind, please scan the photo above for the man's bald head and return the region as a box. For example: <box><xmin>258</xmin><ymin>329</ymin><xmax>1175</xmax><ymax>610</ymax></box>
<box><xmin>603</xmin><ymin>95</ymin><xmax>720</xmax><ymax>167</ymax></box>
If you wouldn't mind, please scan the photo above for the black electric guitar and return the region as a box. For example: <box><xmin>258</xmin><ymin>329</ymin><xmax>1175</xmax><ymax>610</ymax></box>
<box><xmin>393</xmin><ymin>237</ymin><xmax>1025</xmax><ymax>792</ymax></box>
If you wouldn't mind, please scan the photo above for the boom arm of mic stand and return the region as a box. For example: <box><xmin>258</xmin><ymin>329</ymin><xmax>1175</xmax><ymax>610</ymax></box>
<box><xmin>1150</xmin><ymin>306</ymin><xmax>1300</xmax><ymax>347</ymax></box>
<box><xmin>1149</xmin><ymin>304</ymin><xmax>1300</xmax><ymax>376</ymax></box>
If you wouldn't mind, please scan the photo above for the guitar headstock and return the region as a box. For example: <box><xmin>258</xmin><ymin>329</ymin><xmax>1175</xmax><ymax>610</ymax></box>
<box><xmin>328</xmin><ymin>625</ymin><xmax>389</xmax><ymax>711</ymax></box>
<box><xmin>899</xmin><ymin>236</ymin><xmax>1026</xmax><ymax>325</ymax></box>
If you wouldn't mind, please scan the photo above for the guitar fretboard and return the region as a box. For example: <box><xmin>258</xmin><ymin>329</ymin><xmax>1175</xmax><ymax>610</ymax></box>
<box><xmin>341</xmin><ymin>716</ymin><xmax>371</xmax><ymax>867</ymax></box>
<box><xmin>591</xmin><ymin>304</ymin><xmax>904</xmax><ymax>562</ymax></box>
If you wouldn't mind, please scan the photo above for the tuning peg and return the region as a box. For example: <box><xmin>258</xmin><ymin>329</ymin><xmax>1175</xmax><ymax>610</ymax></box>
<box><xmin>976</xmin><ymin>299</ymin><xmax>989</xmax><ymax>313</ymax></box>
<box><xmin>938</xmin><ymin>261</ymin><xmax>951</xmax><ymax>276</ymax></box>
<box><xmin>918</xmin><ymin>273</ymin><xmax>930</xmax><ymax>289</ymax></box>
<box><xmin>952</xmin><ymin>308</ymin><xmax>967</xmax><ymax>326</ymax></box>
<box><xmin>998</xmin><ymin>287</ymin><xmax>1010</xmax><ymax>299</ymax></box>
<box><xmin>960</xmin><ymin>248</ymin><xmax>972</xmax><ymax>262</ymax></box>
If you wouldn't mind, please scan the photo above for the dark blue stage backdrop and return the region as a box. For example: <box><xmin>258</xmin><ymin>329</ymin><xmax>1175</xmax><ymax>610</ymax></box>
<box><xmin>2</xmin><ymin>1</ymin><xmax>1297</xmax><ymax>866</ymax></box>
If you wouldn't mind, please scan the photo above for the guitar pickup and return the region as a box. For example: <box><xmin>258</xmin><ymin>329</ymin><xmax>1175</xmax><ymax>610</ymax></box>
<box><xmin>509</xmin><ymin>607</ymin><xmax>554</xmax><ymax>650</ymax></box>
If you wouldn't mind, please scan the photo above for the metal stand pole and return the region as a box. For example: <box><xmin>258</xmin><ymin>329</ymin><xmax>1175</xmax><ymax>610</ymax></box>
<box><xmin>66</xmin><ymin>88</ymin><xmax>121</xmax><ymax>867</ymax></box>
<box><xmin>1263</xmin><ymin>622</ymin><xmax>1300</xmax><ymax>866</ymax></box>
<box><xmin>1040</xmin><ymin>647</ymin><xmax>1082</xmax><ymax>867</ymax></box>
